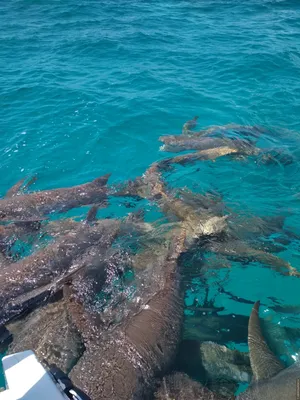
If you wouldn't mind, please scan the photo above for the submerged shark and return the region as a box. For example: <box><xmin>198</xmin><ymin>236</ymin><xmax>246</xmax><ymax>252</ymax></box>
<box><xmin>159</xmin><ymin>136</ymin><xmax>256</xmax><ymax>154</ymax></box>
<box><xmin>113</xmin><ymin>163</ymin><xmax>228</xmax><ymax>244</ymax></box>
<box><xmin>68</xmin><ymin>227</ymin><xmax>186</xmax><ymax>400</ymax></box>
<box><xmin>7</xmin><ymin>295</ymin><xmax>84</xmax><ymax>374</ymax></box>
<box><xmin>155</xmin><ymin>372</ymin><xmax>227</xmax><ymax>400</ymax></box>
<box><xmin>0</xmin><ymin>220</ymin><xmax>42</xmax><ymax>257</ymax></box>
<box><xmin>113</xmin><ymin>164</ymin><xmax>299</xmax><ymax>278</ymax></box>
<box><xmin>0</xmin><ymin>217</ymin><xmax>122</xmax><ymax>326</ymax></box>
<box><xmin>0</xmin><ymin>174</ymin><xmax>109</xmax><ymax>221</ymax></box>
<box><xmin>205</xmin><ymin>239</ymin><xmax>297</xmax><ymax>277</ymax></box>
<box><xmin>237</xmin><ymin>301</ymin><xmax>300</xmax><ymax>399</ymax></box>
<box><xmin>0</xmin><ymin>209</ymin><xmax>153</xmax><ymax>327</ymax></box>
<box><xmin>184</xmin><ymin>123</ymin><xmax>266</xmax><ymax>139</ymax></box>
<box><xmin>157</xmin><ymin>146</ymin><xmax>240</xmax><ymax>170</ymax></box>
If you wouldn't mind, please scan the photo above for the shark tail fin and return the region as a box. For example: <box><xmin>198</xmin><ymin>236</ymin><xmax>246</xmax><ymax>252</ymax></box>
<box><xmin>248</xmin><ymin>300</ymin><xmax>284</xmax><ymax>382</ymax></box>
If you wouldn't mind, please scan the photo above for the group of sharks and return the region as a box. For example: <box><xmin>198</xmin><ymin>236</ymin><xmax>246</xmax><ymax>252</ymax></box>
<box><xmin>0</xmin><ymin>119</ymin><xmax>299</xmax><ymax>399</ymax></box>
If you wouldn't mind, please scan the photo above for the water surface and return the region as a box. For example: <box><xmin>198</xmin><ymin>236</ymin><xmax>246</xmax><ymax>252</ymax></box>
<box><xmin>1</xmin><ymin>0</ymin><xmax>300</xmax><ymax>394</ymax></box>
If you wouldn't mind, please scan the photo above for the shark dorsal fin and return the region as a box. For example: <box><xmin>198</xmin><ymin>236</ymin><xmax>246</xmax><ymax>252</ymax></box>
<box><xmin>248</xmin><ymin>300</ymin><xmax>284</xmax><ymax>381</ymax></box>
<box><xmin>5</xmin><ymin>175</ymin><xmax>37</xmax><ymax>198</ymax></box>
<box><xmin>92</xmin><ymin>173</ymin><xmax>111</xmax><ymax>187</ymax></box>
<box><xmin>5</xmin><ymin>178</ymin><xmax>26</xmax><ymax>198</ymax></box>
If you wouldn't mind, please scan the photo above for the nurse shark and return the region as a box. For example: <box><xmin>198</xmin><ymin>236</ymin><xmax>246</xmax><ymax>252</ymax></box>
<box><xmin>0</xmin><ymin>174</ymin><xmax>110</xmax><ymax>222</ymax></box>
<box><xmin>237</xmin><ymin>301</ymin><xmax>300</xmax><ymax>399</ymax></box>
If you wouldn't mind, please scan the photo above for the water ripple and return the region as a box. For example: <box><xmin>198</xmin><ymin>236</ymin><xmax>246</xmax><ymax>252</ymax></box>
<box><xmin>1</xmin><ymin>0</ymin><xmax>300</xmax><ymax>371</ymax></box>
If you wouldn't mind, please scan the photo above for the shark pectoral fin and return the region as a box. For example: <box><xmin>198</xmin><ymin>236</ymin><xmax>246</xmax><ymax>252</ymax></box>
<box><xmin>248</xmin><ymin>300</ymin><xmax>284</xmax><ymax>381</ymax></box>
<box><xmin>92</xmin><ymin>173</ymin><xmax>111</xmax><ymax>186</ymax></box>
<box><xmin>85</xmin><ymin>205</ymin><xmax>99</xmax><ymax>223</ymax></box>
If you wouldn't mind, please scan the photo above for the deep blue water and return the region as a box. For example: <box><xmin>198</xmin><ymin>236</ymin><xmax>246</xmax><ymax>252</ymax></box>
<box><xmin>1</xmin><ymin>0</ymin><xmax>300</xmax><ymax>393</ymax></box>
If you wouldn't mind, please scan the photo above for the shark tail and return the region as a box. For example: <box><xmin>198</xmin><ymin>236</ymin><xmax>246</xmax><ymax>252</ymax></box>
<box><xmin>248</xmin><ymin>300</ymin><xmax>284</xmax><ymax>382</ymax></box>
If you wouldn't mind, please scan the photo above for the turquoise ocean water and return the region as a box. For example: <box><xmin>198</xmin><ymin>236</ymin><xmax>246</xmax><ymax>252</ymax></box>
<box><xmin>1</xmin><ymin>0</ymin><xmax>300</xmax><ymax>393</ymax></box>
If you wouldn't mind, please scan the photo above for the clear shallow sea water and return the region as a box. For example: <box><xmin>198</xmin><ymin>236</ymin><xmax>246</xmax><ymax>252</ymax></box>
<box><xmin>1</xmin><ymin>0</ymin><xmax>300</xmax><ymax>394</ymax></box>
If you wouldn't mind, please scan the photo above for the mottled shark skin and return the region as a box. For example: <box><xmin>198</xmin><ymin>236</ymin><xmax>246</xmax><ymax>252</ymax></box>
<box><xmin>159</xmin><ymin>136</ymin><xmax>257</xmax><ymax>154</ymax></box>
<box><xmin>42</xmin><ymin>218</ymin><xmax>80</xmax><ymax>238</ymax></box>
<box><xmin>177</xmin><ymin>339</ymin><xmax>251</xmax><ymax>396</ymax></box>
<box><xmin>159</xmin><ymin>197</ymin><xmax>227</xmax><ymax>243</ymax></box>
<box><xmin>205</xmin><ymin>239</ymin><xmax>298</xmax><ymax>277</ymax></box>
<box><xmin>257</xmin><ymin>147</ymin><xmax>295</xmax><ymax>166</ymax></box>
<box><xmin>68</xmin><ymin>228</ymin><xmax>186</xmax><ymax>400</ymax></box>
<box><xmin>176</xmin><ymin>188</ymin><xmax>224</xmax><ymax>214</ymax></box>
<box><xmin>160</xmin><ymin>127</ymin><xmax>293</xmax><ymax>167</ymax></box>
<box><xmin>155</xmin><ymin>168</ymin><xmax>227</xmax><ymax>240</ymax></box>
<box><xmin>189</xmin><ymin>124</ymin><xmax>266</xmax><ymax>139</ymax></box>
<box><xmin>183</xmin><ymin>309</ymin><xmax>300</xmax><ymax>366</ymax></box>
<box><xmin>7</xmin><ymin>296</ymin><xmax>84</xmax><ymax>374</ymax></box>
<box><xmin>0</xmin><ymin>208</ymin><xmax>111</xmax><ymax>322</ymax></box>
<box><xmin>115</xmin><ymin>163</ymin><xmax>228</xmax><ymax>245</ymax></box>
<box><xmin>199</xmin><ymin>342</ymin><xmax>251</xmax><ymax>386</ymax></box>
<box><xmin>237</xmin><ymin>301</ymin><xmax>300</xmax><ymax>400</ymax></box>
<box><xmin>183</xmin><ymin>312</ymin><xmax>249</xmax><ymax>344</ymax></box>
<box><xmin>113</xmin><ymin>165</ymin><xmax>298</xmax><ymax>277</ymax></box>
<box><xmin>155</xmin><ymin>372</ymin><xmax>228</xmax><ymax>400</ymax></box>
<box><xmin>0</xmin><ymin>174</ymin><xmax>109</xmax><ymax>222</ymax></box>
<box><xmin>227</xmin><ymin>214</ymin><xmax>286</xmax><ymax>241</ymax></box>
<box><xmin>130</xmin><ymin>225</ymin><xmax>189</xmax><ymax>322</ymax></box>
<box><xmin>2</xmin><ymin>241</ymin><xmax>130</xmax><ymax>340</ymax></box>
<box><xmin>170</xmin><ymin>123</ymin><xmax>264</xmax><ymax>139</ymax></box>
<box><xmin>156</xmin><ymin>146</ymin><xmax>239</xmax><ymax>170</ymax></box>
<box><xmin>0</xmin><ymin>219</ymin><xmax>121</xmax><ymax>326</ymax></box>
<box><xmin>0</xmin><ymin>252</ymin><xmax>9</xmax><ymax>268</ymax></box>
<box><xmin>43</xmin><ymin>211</ymin><xmax>152</xmax><ymax>240</ymax></box>
<box><xmin>40</xmin><ymin>205</ymin><xmax>105</xmax><ymax>239</ymax></box>
<box><xmin>0</xmin><ymin>221</ymin><xmax>41</xmax><ymax>255</ymax></box>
